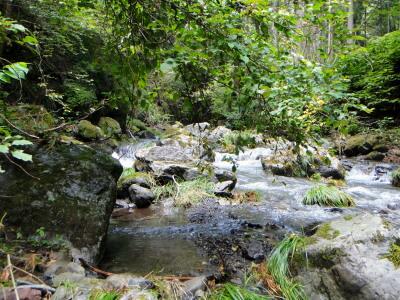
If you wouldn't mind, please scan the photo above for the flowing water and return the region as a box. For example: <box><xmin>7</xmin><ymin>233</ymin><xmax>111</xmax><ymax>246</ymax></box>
<box><xmin>102</xmin><ymin>142</ymin><xmax>400</xmax><ymax>275</ymax></box>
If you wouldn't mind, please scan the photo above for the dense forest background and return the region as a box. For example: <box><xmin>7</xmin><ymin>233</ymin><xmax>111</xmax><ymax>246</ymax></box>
<box><xmin>0</xmin><ymin>0</ymin><xmax>399</xmax><ymax>152</ymax></box>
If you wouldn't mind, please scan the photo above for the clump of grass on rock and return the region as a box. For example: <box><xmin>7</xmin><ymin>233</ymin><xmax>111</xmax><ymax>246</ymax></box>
<box><xmin>303</xmin><ymin>185</ymin><xmax>355</xmax><ymax>207</ymax></box>
<box><xmin>262</xmin><ymin>235</ymin><xmax>307</xmax><ymax>300</ymax></box>
<box><xmin>208</xmin><ymin>283</ymin><xmax>267</xmax><ymax>300</ymax></box>
<box><xmin>153</xmin><ymin>177</ymin><xmax>215</xmax><ymax>208</ymax></box>
<box><xmin>385</xmin><ymin>242</ymin><xmax>400</xmax><ymax>268</ymax></box>
<box><xmin>391</xmin><ymin>168</ymin><xmax>400</xmax><ymax>187</ymax></box>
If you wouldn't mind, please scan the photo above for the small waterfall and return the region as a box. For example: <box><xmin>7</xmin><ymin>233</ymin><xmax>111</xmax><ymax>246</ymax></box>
<box><xmin>346</xmin><ymin>161</ymin><xmax>394</xmax><ymax>184</ymax></box>
<box><xmin>112</xmin><ymin>139</ymin><xmax>155</xmax><ymax>168</ymax></box>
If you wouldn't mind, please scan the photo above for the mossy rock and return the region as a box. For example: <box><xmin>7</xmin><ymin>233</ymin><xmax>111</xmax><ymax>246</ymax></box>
<box><xmin>373</xmin><ymin>144</ymin><xmax>390</xmax><ymax>153</ymax></box>
<box><xmin>365</xmin><ymin>151</ymin><xmax>385</xmax><ymax>161</ymax></box>
<box><xmin>60</xmin><ymin>135</ymin><xmax>84</xmax><ymax>145</ymax></box>
<box><xmin>2</xmin><ymin>104</ymin><xmax>55</xmax><ymax>134</ymax></box>
<box><xmin>392</xmin><ymin>168</ymin><xmax>400</xmax><ymax>187</ymax></box>
<box><xmin>98</xmin><ymin>117</ymin><xmax>122</xmax><ymax>137</ymax></box>
<box><xmin>77</xmin><ymin>120</ymin><xmax>104</xmax><ymax>140</ymax></box>
<box><xmin>128</xmin><ymin>118</ymin><xmax>148</xmax><ymax>131</ymax></box>
<box><xmin>0</xmin><ymin>143</ymin><xmax>122</xmax><ymax>263</ymax></box>
<box><xmin>117</xmin><ymin>171</ymin><xmax>153</xmax><ymax>199</ymax></box>
<box><xmin>344</xmin><ymin>134</ymin><xmax>380</xmax><ymax>157</ymax></box>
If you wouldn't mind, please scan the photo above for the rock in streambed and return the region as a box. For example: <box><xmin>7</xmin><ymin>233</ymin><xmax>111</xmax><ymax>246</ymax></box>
<box><xmin>0</xmin><ymin>143</ymin><xmax>122</xmax><ymax>263</ymax></box>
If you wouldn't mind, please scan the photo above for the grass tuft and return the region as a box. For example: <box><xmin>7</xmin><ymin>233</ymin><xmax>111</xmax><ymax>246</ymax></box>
<box><xmin>209</xmin><ymin>283</ymin><xmax>269</xmax><ymax>300</ymax></box>
<box><xmin>384</xmin><ymin>242</ymin><xmax>400</xmax><ymax>268</ymax></box>
<box><xmin>152</xmin><ymin>177</ymin><xmax>215</xmax><ymax>207</ymax></box>
<box><xmin>265</xmin><ymin>235</ymin><xmax>307</xmax><ymax>300</ymax></box>
<box><xmin>303</xmin><ymin>185</ymin><xmax>355</xmax><ymax>207</ymax></box>
<box><xmin>89</xmin><ymin>290</ymin><xmax>121</xmax><ymax>300</ymax></box>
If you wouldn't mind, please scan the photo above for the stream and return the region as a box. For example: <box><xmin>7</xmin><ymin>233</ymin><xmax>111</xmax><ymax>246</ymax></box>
<box><xmin>101</xmin><ymin>142</ymin><xmax>400</xmax><ymax>276</ymax></box>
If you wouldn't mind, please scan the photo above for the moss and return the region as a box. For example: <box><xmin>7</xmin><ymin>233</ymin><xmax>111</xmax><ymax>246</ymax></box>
<box><xmin>310</xmin><ymin>173</ymin><xmax>322</xmax><ymax>182</ymax></box>
<box><xmin>391</xmin><ymin>168</ymin><xmax>400</xmax><ymax>187</ymax></box>
<box><xmin>2</xmin><ymin>104</ymin><xmax>55</xmax><ymax>134</ymax></box>
<box><xmin>365</xmin><ymin>151</ymin><xmax>385</xmax><ymax>161</ymax></box>
<box><xmin>77</xmin><ymin>120</ymin><xmax>104</xmax><ymax>140</ymax></box>
<box><xmin>383</xmin><ymin>219</ymin><xmax>392</xmax><ymax>229</ymax></box>
<box><xmin>98</xmin><ymin>117</ymin><xmax>121</xmax><ymax>137</ymax></box>
<box><xmin>384</xmin><ymin>242</ymin><xmax>400</xmax><ymax>268</ymax></box>
<box><xmin>128</xmin><ymin>118</ymin><xmax>148</xmax><ymax>131</ymax></box>
<box><xmin>343</xmin><ymin>215</ymin><xmax>353</xmax><ymax>221</ymax></box>
<box><xmin>373</xmin><ymin>144</ymin><xmax>389</xmax><ymax>153</ymax></box>
<box><xmin>59</xmin><ymin>135</ymin><xmax>84</xmax><ymax>145</ymax></box>
<box><xmin>344</xmin><ymin>134</ymin><xmax>380</xmax><ymax>156</ymax></box>
<box><xmin>117</xmin><ymin>170</ymin><xmax>153</xmax><ymax>188</ymax></box>
<box><xmin>303</xmin><ymin>185</ymin><xmax>355</xmax><ymax>207</ymax></box>
<box><xmin>327</xmin><ymin>179</ymin><xmax>346</xmax><ymax>187</ymax></box>
<box><xmin>314</xmin><ymin>223</ymin><xmax>340</xmax><ymax>240</ymax></box>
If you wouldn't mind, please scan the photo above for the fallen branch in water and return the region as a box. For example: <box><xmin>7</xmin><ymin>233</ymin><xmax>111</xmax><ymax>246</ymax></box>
<box><xmin>155</xmin><ymin>275</ymin><xmax>194</xmax><ymax>282</ymax></box>
<box><xmin>79</xmin><ymin>258</ymin><xmax>114</xmax><ymax>277</ymax></box>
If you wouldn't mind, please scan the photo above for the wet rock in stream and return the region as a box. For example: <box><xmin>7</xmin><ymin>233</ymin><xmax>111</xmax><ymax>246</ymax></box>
<box><xmin>128</xmin><ymin>184</ymin><xmax>155</xmax><ymax>208</ymax></box>
<box><xmin>0</xmin><ymin>143</ymin><xmax>122</xmax><ymax>263</ymax></box>
<box><xmin>296</xmin><ymin>213</ymin><xmax>400</xmax><ymax>300</ymax></box>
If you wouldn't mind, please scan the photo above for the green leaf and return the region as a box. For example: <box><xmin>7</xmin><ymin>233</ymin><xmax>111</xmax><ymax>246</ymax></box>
<box><xmin>12</xmin><ymin>139</ymin><xmax>33</xmax><ymax>146</ymax></box>
<box><xmin>240</xmin><ymin>56</ymin><xmax>250</xmax><ymax>64</ymax></box>
<box><xmin>0</xmin><ymin>144</ymin><xmax>9</xmax><ymax>154</ymax></box>
<box><xmin>10</xmin><ymin>23</ymin><xmax>26</xmax><ymax>32</ymax></box>
<box><xmin>22</xmin><ymin>36</ymin><xmax>38</xmax><ymax>45</ymax></box>
<box><xmin>11</xmin><ymin>150</ymin><xmax>32</xmax><ymax>162</ymax></box>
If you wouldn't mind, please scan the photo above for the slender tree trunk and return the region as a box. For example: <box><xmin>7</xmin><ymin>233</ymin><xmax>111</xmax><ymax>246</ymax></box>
<box><xmin>347</xmin><ymin>0</ymin><xmax>354</xmax><ymax>44</ymax></box>
<box><xmin>327</xmin><ymin>0</ymin><xmax>334</xmax><ymax>60</ymax></box>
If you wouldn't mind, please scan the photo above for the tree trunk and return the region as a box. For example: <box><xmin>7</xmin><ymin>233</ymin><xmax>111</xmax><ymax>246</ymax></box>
<box><xmin>327</xmin><ymin>0</ymin><xmax>334</xmax><ymax>60</ymax></box>
<box><xmin>347</xmin><ymin>0</ymin><xmax>354</xmax><ymax>44</ymax></box>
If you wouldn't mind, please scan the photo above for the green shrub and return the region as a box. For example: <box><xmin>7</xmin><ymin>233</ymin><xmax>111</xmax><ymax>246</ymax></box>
<box><xmin>341</xmin><ymin>30</ymin><xmax>400</xmax><ymax>115</ymax></box>
<box><xmin>303</xmin><ymin>185</ymin><xmax>355</xmax><ymax>207</ymax></box>
<box><xmin>64</xmin><ymin>80</ymin><xmax>97</xmax><ymax>110</ymax></box>
<box><xmin>222</xmin><ymin>131</ymin><xmax>258</xmax><ymax>154</ymax></box>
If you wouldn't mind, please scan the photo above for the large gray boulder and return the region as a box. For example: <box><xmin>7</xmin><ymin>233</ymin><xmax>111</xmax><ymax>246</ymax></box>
<box><xmin>185</xmin><ymin>122</ymin><xmax>210</xmax><ymax>137</ymax></box>
<box><xmin>296</xmin><ymin>214</ymin><xmax>400</xmax><ymax>300</ymax></box>
<box><xmin>134</xmin><ymin>145</ymin><xmax>210</xmax><ymax>183</ymax></box>
<box><xmin>207</xmin><ymin>126</ymin><xmax>232</xmax><ymax>144</ymax></box>
<box><xmin>0</xmin><ymin>143</ymin><xmax>122</xmax><ymax>263</ymax></box>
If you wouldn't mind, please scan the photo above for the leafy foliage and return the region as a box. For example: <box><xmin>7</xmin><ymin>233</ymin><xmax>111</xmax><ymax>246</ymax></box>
<box><xmin>341</xmin><ymin>30</ymin><xmax>400</xmax><ymax>116</ymax></box>
<box><xmin>303</xmin><ymin>185</ymin><xmax>355</xmax><ymax>207</ymax></box>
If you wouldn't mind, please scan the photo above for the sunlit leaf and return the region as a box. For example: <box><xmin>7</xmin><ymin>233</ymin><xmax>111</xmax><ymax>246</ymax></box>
<box><xmin>11</xmin><ymin>150</ymin><xmax>32</xmax><ymax>162</ymax></box>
